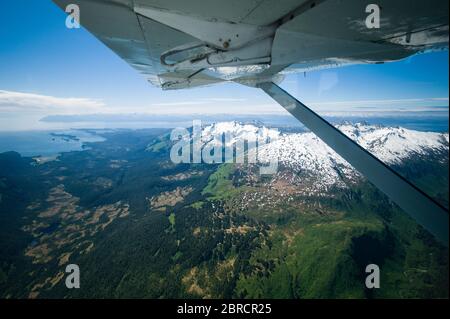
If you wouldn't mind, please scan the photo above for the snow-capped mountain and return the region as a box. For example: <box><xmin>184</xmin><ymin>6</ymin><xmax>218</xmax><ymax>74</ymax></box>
<box><xmin>200</xmin><ymin>121</ymin><xmax>280</xmax><ymax>146</ymax></box>
<box><xmin>197</xmin><ymin>121</ymin><xmax>449</xmax><ymax>192</ymax></box>
<box><xmin>337</xmin><ymin>123</ymin><xmax>449</xmax><ymax>164</ymax></box>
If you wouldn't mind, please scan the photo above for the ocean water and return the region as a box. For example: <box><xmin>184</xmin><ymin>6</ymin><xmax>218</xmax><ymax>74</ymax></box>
<box><xmin>258</xmin><ymin>115</ymin><xmax>449</xmax><ymax>132</ymax></box>
<box><xmin>0</xmin><ymin>130</ymin><xmax>105</xmax><ymax>157</ymax></box>
<box><xmin>326</xmin><ymin>115</ymin><xmax>449</xmax><ymax>132</ymax></box>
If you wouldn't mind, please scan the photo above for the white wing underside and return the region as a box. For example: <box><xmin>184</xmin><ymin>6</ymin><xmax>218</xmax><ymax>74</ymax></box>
<box><xmin>53</xmin><ymin>0</ymin><xmax>448</xmax><ymax>89</ymax></box>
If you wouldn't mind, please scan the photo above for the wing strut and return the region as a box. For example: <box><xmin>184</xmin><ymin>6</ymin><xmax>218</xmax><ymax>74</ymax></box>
<box><xmin>259</xmin><ymin>82</ymin><xmax>449</xmax><ymax>246</ymax></box>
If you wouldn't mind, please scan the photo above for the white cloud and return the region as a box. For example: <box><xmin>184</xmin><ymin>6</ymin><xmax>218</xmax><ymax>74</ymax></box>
<box><xmin>0</xmin><ymin>90</ymin><xmax>105</xmax><ymax>114</ymax></box>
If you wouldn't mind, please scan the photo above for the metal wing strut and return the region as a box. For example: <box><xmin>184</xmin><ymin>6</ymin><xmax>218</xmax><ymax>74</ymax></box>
<box><xmin>259</xmin><ymin>82</ymin><xmax>449</xmax><ymax>246</ymax></box>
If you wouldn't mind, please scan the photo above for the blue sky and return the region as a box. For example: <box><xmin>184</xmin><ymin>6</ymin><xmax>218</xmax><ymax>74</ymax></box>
<box><xmin>0</xmin><ymin>0</ymin><xmax>448</xmax><ymax>130</ymax></box>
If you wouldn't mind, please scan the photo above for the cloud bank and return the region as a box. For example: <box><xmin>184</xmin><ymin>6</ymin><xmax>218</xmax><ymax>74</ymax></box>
<box><xmin>0</xmin><ymin>90</ymin><xmax>105</xmax><ymax>114</ymax></box>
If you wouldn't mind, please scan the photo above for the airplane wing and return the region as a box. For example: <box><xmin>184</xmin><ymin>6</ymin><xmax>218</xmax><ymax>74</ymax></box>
<box><xmin>52</xmin><ymin>0</ymin><xmax>449</xmax><ymax>245</ymax></box>
<box><xmin>53</xmin><ymin>0</ymin><xmax>448</xmax><ymax>89</ymax></box>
